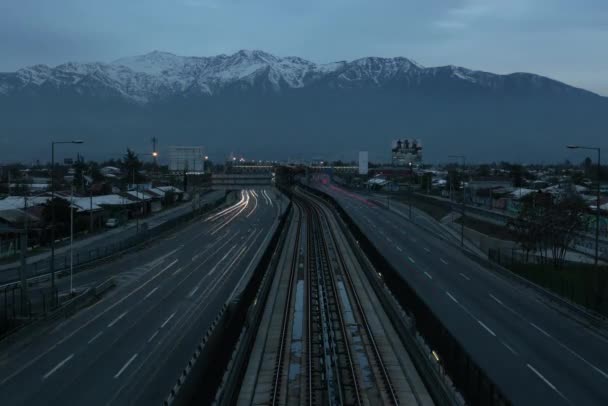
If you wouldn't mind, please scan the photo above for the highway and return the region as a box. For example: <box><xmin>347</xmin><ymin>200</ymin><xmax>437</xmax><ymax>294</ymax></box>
<box><xmin>0</xmin><ymin>188</ymin><xmax>282</xmax><ymax>406</ymax></box>
<box><xmin>313</xmin><ymin>180</ymin><xmax>608</xmax><ymax>406</ymax></box>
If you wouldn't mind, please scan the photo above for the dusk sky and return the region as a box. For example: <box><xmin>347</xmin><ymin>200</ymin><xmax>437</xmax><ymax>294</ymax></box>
<box><xmin>1</xmin><ymin>0</ymin><xmax>607</xmax><ymax>95</ymax></box>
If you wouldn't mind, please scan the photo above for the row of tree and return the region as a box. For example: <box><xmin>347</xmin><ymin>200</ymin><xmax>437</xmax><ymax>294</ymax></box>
<box><xmin>508</xmin><ymin>192</ymin><xmax>589</xmax><ymax>268</ymax></box>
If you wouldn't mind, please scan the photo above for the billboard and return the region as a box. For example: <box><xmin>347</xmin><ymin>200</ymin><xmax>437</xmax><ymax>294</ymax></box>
<box><xmin>168</xmin><ymin>146</ymin><xmax>205</xmax><ymax>172</ymax></box>
<box><xmin>391</xmin><ymin>139</ymin><xmax>422</xmax><ymax>166</ymax></box>
<box><xmin>358</xmin><ymin>151</ymin><xmax>369</xmax><ymax>175</ymax></box>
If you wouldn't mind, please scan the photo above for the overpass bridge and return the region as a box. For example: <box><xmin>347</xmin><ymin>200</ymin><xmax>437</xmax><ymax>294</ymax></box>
<box><xmin>211</xmin><ymin>173</ymin><xmax>273</xmax><ymax>189</ymax></box>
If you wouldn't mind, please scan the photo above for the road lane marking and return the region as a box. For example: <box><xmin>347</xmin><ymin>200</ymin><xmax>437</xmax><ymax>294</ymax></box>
<box><xmin>386</xmin><ymin>237</ymin><xmax>393</xmax><ymax>243</ymax></box>
<box><xmin>424</xmin><ymin>247</ymin><xmax>431</xmax><ymax>253</ymax></box>
<box><xmin>529</xmin><ymin>322</ymin><xmax>552</xmax><ymax>338</ymax></box>
<box><xmin>188</xmin><ymin>286</ymin><xmax>199</xmax><ymax>298</ymax></box>
<box><xmin>440</xmin><ymin>258</ymin><xmax>448</xmax><ymax>265</ymax></box>
<box><xmin>496</xmin><ymin>298</ymin><xmax>608</xmax><ymax>380</ymax></box>
<box><xmin>459</xmin><ymin>273</ymin><xmax>471</xmax><ymax>281</ymax></box>
<box><xmin>424</xmin><ymin>271</ymin><xmax>433</xmax><ymax>280</ymax></box>
<box><xmin>147</xmin><ymin>331</ymin><xmax>159</xmax><ymax>343</ymax></box>
<box><xmin>396</xmin><ymin>246</ymin><xmax>402</xmax><ymax>251</ymax></box>
<box><xmin>143</xmin><ymin>287</ymin><xmax>159</xmax><ymax>299</ymax></box>
<box><xmin>446</xmin><ymin>292</ymin><xmax>459</xmax><ymax>304</ymax></box>
<box><xmin>501</xmin><ymin>341</ymin><xmax>518</xmax><ymax>356</ymax></box>
<box><xmin>526</xmin><ymin>364</ymin><xmax>555</xmax><ymax>389</ymax></box>
<box><xmin>161</xmin><ymin>312</ymin><xmax>176</xmax><ymax>328</ymax></box>
<box><xmin>208</xmin><ymin>245</ymin><xmax>239</xmax><ymax>276</ymax></box>
<box><xmin>477</xmin><ymin>320</ymin><xmax>496</xmax><ymax>336</ymax></box>
<box><xmin>42</xmin><ymin>354</ymin><xmax>74</xmax><ymax>380</ymax></box>
<box><xmin>410</xmin><ymin>237</ymin><xmax>417</xmax><ymax>243</ymax></box>
<box><xmin>172</xmin><ymin>267</ymin><xmax>184</xmax><ymax>276</ymax></box>
<box><xmin>526</xmin><ymin>364</ymin><xmax>570</xmax><ymax>402</ymax></box>
<box><xmin>107</xmin><ymin>311</ymin><xmax>128</xmax><ymax>328</ymax></box>
<box><xmin>408</xmin><ymin>256</ymin><xmax>415</xmax><ymax>264</ymax></box>
<box><xmin>53</xmin><ymin>258</ymin><xmax>178</xmax><ymax>348</ymax></box>
<box><xmin>229</xmin><ymin>229</ymin><xmax>271</xmax><ymax>301</ymax></box>
<box><xmin>114</xmin><ymin>354</ymin><xmax>138</xmax><ymax>379</ymax></box>
<box><xmin>87</xmin><ymin>332</ymin><xmax>103</xmax><ymax>344</ymax></box>
<box><xmin>489</xmin><ymin>293</ymin><xmax>504</xmax><ymax>305</ymax></box>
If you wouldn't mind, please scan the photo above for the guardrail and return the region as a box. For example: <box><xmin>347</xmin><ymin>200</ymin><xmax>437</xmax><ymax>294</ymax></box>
<box><xmin>163</xmin><ymin>201</ymin><xmax>292</xmax><ymax>406</ymax></box>
<box><xmin>303</xmin><ymin>183</ymin><xmax>512</xmax><ymax>406</ymax></box>
<box><xmin>213</xmin><ymin>201</ymin><xmax>294</xmax><ymax>405</ymax></box>
<box><xmin>0</xmin><ymin>277</ymin><xmax>116</xmax><ymax>344</ymax></box>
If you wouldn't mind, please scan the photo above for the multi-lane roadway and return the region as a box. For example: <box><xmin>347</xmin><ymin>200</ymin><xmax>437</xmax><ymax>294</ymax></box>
<box><xmin>0</xmin><ymin>188</ymin><xmax>281</xmax><ymax>406</ymax></box>
<box><xmin>314</xmin><ymin>180</ymin><xmax>608</xmax><ymax>406</ymax></box>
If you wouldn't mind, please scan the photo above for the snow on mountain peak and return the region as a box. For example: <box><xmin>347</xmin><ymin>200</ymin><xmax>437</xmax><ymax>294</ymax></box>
<box><xmin>112</xmin><ymin>51</ymin><xmax>187</xmax><ymax>75</ymax></box>
<box><xmin>2</xmin><ymin>50</ymin><xmax>545</xmax><ymax>102</ymax></box>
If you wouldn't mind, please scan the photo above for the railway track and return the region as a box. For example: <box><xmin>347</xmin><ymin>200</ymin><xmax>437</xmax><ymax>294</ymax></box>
<box><xmin>238</xmin><ymin>187</ymin><xmax>433</xmax><ymax>406</ymax></box>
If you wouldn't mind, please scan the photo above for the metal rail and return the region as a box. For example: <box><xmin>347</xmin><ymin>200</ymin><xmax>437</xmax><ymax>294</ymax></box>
<box><xmin>312</xmin><ymin>195</ymin><xmax>400</xmax><ymax>405</ymax></box>
<box><xmin>307</xmin><ymin>195</ymin><xmax>362</xmax><ymax>405</ymax></box>
<box><xmin>267</xmin><ymin>188</ymin><xmax>404</xmax><ymax>405</ymax></box>
<box><xmin>270</xmin><ymin>202</ymin><xmax>303</xmax><ymax>405</ymax></box>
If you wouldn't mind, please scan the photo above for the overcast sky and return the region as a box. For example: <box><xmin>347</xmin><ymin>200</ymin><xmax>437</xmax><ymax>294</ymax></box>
<box><xmin>1</xmin><ymin>0</ymin><xmax>607</xmax><ymax>95</ymax></box>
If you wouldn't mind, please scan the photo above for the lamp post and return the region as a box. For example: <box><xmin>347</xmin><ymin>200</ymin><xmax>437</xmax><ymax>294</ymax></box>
<box><xmin>567</xmin><ymin>145</ymin><xmax>602</xmax><ymax>266</ymax></box>
<box><xmin>19</xmin><ymin>195</ymin><xmax>29</xmax><ymax>315</ymax></box>
<box><xmin>448</xmin><ymin>155</ymin><xmax>466</xmax><ymax>248</ymax></box>
<box><xmin>70</xmin><ymin>184</ymin><xmax>74</xmax><ymax>294</ymax></box>
<box><xmin>50</xmin><ymin>140</ymin><xmax>83</xmax><ymax>303</ymax></box>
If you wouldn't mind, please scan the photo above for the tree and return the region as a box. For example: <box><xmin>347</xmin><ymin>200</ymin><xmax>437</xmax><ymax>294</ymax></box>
<box><xmin>570</xmin><ymin>171</ymin><xmax>584</xmax><ymax>185</ymax></box>
<box><xmin>41</xmin><ymin>198</ymin><xmax>72</xmax><ymax>240</ymax></box>
<box><xmin>89</xmin><ymin>164</ymin><xmax>104</xmax><ymax>183</ymax></box>
<box><xmin>476</xmin><ymin>164</ymin><xmax>491</xmax><ymax>177</ymax></box>
<box><xmin>420</xmin><ymin>172</ymin><xmax>433</xmax><ymax>192</ymax></box>
<box><xmin>446</xmin><ymin>169</ymin><xmax>462</xmax><ymax>198</ymax></box>
<box><xmin>72</xmin><ymin>155</ymin><xmax>87</xmax><ymax>192</ymax></box>
<box><xmin>122</xmin><ymin>148</ymin><xmax>145</xmax><ymax>184</ymax></box>
<box><xmin>510</xmin><ymin>164</ymin><xmax>525</xmax><ymax>187</ymax></box>
<box><xmin>582</xmin><ymin>157</ymin><xmax>593</xmax><ymax>178</ymax></box>
<box><xmin>508</xmin><ymin>192</ymin><xmax>588</xmax><ymax>267</ymax></box>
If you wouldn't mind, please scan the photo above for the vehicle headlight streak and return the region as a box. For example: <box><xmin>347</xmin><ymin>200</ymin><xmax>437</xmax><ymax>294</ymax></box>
<box><xmin>209</xmin><ymin>190</ymin><xmax>253</xmax><ymax>235</ymax></box>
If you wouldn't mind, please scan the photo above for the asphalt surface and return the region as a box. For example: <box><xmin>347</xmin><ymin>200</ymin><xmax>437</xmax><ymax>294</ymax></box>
<box><xmin>0</xmin><ymin>190</ymin><xmax>227</xmax><ymax>284</ymax></box>
<box><xmin>0</xmin><ymin>188</ymin><xmax>282</xmax><ymax>406</ymax></box>
<box><xmin>314</xmin><ymin>180</ymin><xmax>608</xmax><ymax>406</ymax></box>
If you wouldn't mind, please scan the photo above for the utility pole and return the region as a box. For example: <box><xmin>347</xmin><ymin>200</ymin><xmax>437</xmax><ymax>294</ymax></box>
<box><xmin>449</xmin><ymin>155</ymin><xmax>466</xmax><ymax>248</ymax></box>
<box><xmin>408</xmin><ymin>183</ymin><xmax>412</xmax><ymax>220</ymax></box>
<box><xmin>70</xmin><ymin>184</ymin><xmax>74</xmax><ymax>294</ymax></box>
<box><xmin>89</xmin><ymin>179</ymin><xmax>93</xmax><ymax>233</ymax></box>
<box><xmin>50</xmin><ymin>140</ymin><xmax>83</xmax><ymax>303</ymax></box>
<box><xmin>152</xmin><ymin>137</ymin><xmax>158</xmax><ymax>166</ymax></box>
<box><xmin>19</xmin><ymin>195</ymin><xmax>29</xmax><ymax>316</ymax></box>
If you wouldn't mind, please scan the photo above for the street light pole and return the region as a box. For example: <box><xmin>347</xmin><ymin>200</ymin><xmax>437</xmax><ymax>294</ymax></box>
<box><xmin>50</xmin><ymin>142</ymin><xmax>55</xmax><ymax>299</ymax></box>
<box><xmin>70</xmin><ymin>184</ymin><xmax>74</xmax><ymax>294</ymax></box>
<box><xmin>567</xmin><ymin>145</ymin><xmax>602</xmax><ymax>266</ymax></box>
<box><xmin>50</xmin><ymin>140</ymin><xmax>83</xmax><ymax>303</ymax></box>
<box><xmin>449</xmin><ymin>155</ymin><xmax>466</xmax><ymax>248</ymax></box>
<box><xmin>597</xmin><ymin>148</ymin><xmax>601</xmax><ymax>265</ymax></box>
<box><xmin>19</xmin><ymin>195</ymin><xmax>29</xmax><ymax>316</ymax></box>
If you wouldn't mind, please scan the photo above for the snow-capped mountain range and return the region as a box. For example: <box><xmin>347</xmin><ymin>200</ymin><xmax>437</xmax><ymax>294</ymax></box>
<box><xmin>0</xmin><ymin>50</ymin><xmax>595</xmax><ymax>103</ymax></box>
